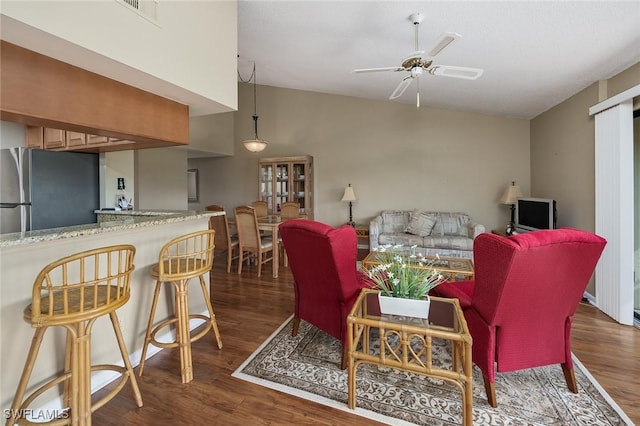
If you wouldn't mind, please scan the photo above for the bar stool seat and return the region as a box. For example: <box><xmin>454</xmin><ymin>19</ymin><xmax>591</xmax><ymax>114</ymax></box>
<box><xmin>138</xmin><ymin>229</ymin><xmax>222</xmax><ymax>384</ymax></box>
<box><xmin>6</xmin><ymin>245</ymin><xmax>142</xmax><ymax>426</ymax></box>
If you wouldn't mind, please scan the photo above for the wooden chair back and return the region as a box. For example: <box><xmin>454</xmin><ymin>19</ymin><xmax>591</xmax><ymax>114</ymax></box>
<box><xmin>205</xmin><ymin>204</ymin><xmax>225</xmax><ymax>212</ymax></box>
<box><xmin>280</xmin><ymin>202</ymin><xmax>300</xmax><ymax>220</ymax></box>
<box><xmin>156</xmin><ymin>229</ymin><xmax>215</xmax><ymax>282</ymax></box>
<box><xmin>234</xmin><ymin>206</ymin><xmax>261</xmax><ymax>249</ymax></box>
<box><xmin>30</xmin><ymin>245</ymin><xmax>136</xmax><ymax>326</ymax></box>
<box><xmin>209</xmin><ymin>213</ymin><xmax>231</xmax><ymax>251</ymax></box>
<box><xmin>251</xmin><ymin>200</ymin><xmax>268</xmax><ymax>217</ymax></box>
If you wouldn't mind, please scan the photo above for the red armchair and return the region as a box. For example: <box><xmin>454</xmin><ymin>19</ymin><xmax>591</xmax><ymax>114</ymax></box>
<box><xmin>434</xmin><ymin>228</ymin><xmax>606</xmax><ymax>407</ymax></box>
<box><xmin>279</xmin><ymin>220</ymin><xmax>371</xmax><ymax>369</ymax></box>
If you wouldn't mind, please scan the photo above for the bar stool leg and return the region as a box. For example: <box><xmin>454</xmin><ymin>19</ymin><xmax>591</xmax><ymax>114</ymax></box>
<box><xmin>6</xmin><ymin>328</ymin><xmax>46</xmax><ymax>426</ymax></box>
<box><xmin>138</xmin><ymin>280</ymin><xmax>163</xmax><ymax>377</ymax></box>
<box><xmin>74</xmin><ymin>321</ymin><xmax>91</xmax><ymax>426</ymax></box>
<box><xmin>175</xmin><ymin>279</ymin><xmax>193</xmax><ymax>383</ymax></box>
<box><xmin>109</xmin><ymin>311</ymin><xmax>143</xmax><ymax>406</ymax></box>
<box><xmin>199</xmin><ymin>275</ymin><xmax>223</xmax><ymax>349</ymax></box>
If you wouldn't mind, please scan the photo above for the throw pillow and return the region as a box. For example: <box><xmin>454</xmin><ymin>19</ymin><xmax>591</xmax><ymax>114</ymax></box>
<box><xmin>404</xmin><ymin>210</ymin><xmax>437</xmax><ymax>237</ymax></box>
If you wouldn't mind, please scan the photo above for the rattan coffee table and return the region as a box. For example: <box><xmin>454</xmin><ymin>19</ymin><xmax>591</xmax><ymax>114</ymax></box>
<box><xmin>346</xmin><ymin>289</ymin><xmax>473</xmax><ymax>426</ymax></box>
<box><xmin>361</xmin><ymin>251</ymin><xmax>474</xmax><ymax>281</ymax></box>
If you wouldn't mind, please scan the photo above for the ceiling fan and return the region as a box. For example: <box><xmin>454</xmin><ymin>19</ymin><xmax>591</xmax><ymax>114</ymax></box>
<box><xmin>352</xmin><ymin>13</ymin><xmax>484</xmax><ymax>107</ymax></box>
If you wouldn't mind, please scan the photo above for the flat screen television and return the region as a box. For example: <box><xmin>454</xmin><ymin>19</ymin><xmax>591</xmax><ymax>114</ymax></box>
<box><xmin>515</xmin><ymin>198</ymin><xmax>557</xmax><ymax>232</ymax></box>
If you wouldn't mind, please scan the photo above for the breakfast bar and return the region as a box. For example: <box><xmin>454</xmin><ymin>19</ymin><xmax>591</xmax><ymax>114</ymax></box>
<box><xmin>0</xmin><ymin>210</ymin><xmax>222</xmax><ymax>410</ymax></box>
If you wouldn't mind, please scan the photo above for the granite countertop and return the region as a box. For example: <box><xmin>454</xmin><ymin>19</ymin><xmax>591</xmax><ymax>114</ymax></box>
<box><xmin>0</xmin><ymin>210</ymin><xmax>223</xmax><ymax>248</ymax></box>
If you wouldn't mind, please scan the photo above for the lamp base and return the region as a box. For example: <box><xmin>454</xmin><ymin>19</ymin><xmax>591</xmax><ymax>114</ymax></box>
<box><xmin>346</xmin><ymin>221</ymin><xmax>355</xmax><ymax>227</ymax></box>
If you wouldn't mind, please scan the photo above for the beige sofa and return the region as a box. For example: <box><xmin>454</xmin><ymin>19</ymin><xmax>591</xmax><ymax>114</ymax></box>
<box><xmin>369</xmin><ymin>210</ymin><xmax>485</xmax><ymax>260</ymax></box>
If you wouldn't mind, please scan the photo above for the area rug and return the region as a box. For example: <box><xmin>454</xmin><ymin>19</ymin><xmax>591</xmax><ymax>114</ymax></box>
<box><xmin>232</xmin><ymin>317</ymin><xmax>633</xmax><ymax>426</ymax></box>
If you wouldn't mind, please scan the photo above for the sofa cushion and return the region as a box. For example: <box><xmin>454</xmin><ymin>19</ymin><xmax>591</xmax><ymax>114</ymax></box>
<box><xmin>381</xmin><ymin>211</ymin><xmax>410</xmax><ymax>233</ymax></box>
<box><xmin>423</xmin><ymin>236</ymin><xmax>474</xmax><ymax>251</ymax></box>
<box><xmin>404</xmin><ymin>210</ymin><xmax>437</xmax><ymax>237</ymax></box>
<box><xmin>431</xmin><ymin>213</ymin><xmax>470</xmax><ymax>237</ymax></box>
<box><xmin>379</xmin><ymin>233</ymin><xmax>423</xmax><ymax>247</ymax></box>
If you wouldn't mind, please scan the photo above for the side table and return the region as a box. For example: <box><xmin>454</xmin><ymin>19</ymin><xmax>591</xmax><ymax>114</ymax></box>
<box><xmin>347</xmin><ymin>289</ymin><xmax>473</xmax><ymax>425</ymax></box>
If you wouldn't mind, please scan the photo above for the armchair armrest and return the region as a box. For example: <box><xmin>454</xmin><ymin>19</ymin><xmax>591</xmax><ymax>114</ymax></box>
<box><xmin>468</xmin><ymin>221</ymin><xmax>486</xmax><ymax>239</ymax></box>
<box><xmin>369</xmin><ymin>215</ymin><xmax>383</xmax><ymax>251</ymax></box>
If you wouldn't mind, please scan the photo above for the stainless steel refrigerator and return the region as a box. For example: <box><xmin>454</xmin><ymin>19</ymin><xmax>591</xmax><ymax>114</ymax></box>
<box><xmin>1</xmin><ymin>147</ymin><xmax>100</xmax><ymax>234</ymax></box>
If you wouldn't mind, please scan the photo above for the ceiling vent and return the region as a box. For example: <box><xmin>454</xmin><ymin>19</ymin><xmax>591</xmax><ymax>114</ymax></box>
<box><xmin>118</xmin><ymin>0</ymin><xmax>158</xmax><ymax>22</ymax></box>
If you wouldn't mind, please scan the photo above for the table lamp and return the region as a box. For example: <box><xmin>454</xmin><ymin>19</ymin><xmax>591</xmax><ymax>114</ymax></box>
<box><xmin>499</xmin><ymin>181</ymin><xmax>523</xmax><ymax>235</ymax></box>
<box><xmin>341</xmin><ymin>184</ymin><xmax>357</xmax><ymax>227</ymax></box>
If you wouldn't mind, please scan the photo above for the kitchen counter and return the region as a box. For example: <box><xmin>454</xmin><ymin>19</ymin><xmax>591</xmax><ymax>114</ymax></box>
<box><xmin>0</xmin><ymin>210</ymin><xmax>222</xmax><ymax>248</ymax></box>
<box><xmin>0</xmin><ymin>209</ymin><xmax>224</xmax><ymax>409</ymax></box>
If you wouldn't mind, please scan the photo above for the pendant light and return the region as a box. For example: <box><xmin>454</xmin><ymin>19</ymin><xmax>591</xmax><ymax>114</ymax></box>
<box><xmin>240</xmin><ymin>62</ymin><xmax>268</xmax><ymax>153</ymax></box>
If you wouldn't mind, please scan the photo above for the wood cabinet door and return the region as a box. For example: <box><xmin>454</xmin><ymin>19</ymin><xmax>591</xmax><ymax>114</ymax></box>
<box><xmin>43</xmin><ymin>128</ymin><xmax>65</xmax><ymax>149</ymax></box>
<box><xmin>65</xmin><ymin>131</ymin><xmax>86</xmax><ymax>147</ymax></box>
<box><xmin>87</xmin><ymin>134</ymin><xmax>109</xmax><ymax>145</ymax></box>
<box><xmin>25</xmin><ymin>126</ymin><xmax>44</xmax><ymax>149</ymax></box>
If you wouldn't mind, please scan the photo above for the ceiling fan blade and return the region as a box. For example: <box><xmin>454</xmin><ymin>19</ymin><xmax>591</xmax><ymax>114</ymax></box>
<box><xmin>352</xmin><ymin>67</ymin><xmax>404</xmax><ymax>73</ymax></box>
<box><xmin>389</xmin><ymin>76</ymin><xmax>414</xmax><ymax>100</ymax></box>
<box><xmin>426</xmin><ymin>32</ymin><xmax>461</xmax><ymax>58</ymax></box>
<box><xmin>430</xmin><ymin>65</ymin><xmax>484</xmax><ymax>80</ymax></box>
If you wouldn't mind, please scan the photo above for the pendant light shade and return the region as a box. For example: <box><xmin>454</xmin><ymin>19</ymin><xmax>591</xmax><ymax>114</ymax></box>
<box><xmin>241</xmin><ymin>63</ymin><xmax>268</xmax><ymax>153</ymax></box>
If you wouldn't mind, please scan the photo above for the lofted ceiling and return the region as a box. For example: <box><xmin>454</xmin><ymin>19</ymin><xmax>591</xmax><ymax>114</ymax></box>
<box><xmin>238</xmin><ymin>1</ymin><xmax>640</xmax><ymax>119</ymax></box>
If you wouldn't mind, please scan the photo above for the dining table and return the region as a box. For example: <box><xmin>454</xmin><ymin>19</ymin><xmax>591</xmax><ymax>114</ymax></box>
<box><xmin>228</xmin><ymin>214</ymin><xmax>286</xmax><ymax>278</ymax></box>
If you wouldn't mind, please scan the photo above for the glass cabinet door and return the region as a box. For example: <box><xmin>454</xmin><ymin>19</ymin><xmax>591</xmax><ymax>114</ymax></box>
<box><xmin>292</xmin><ymin>163</ymin><xmax>307</xmax><ymax>213</ymax></box>
<box><xmin>260</xmin><ymin>164</ymin><xmax>274</xmax><ymax>213</ymax></box>
<box><xmin>275</xmin><ymin>163</ymin><xmax>289</xmax><ymax>212</ymax></box>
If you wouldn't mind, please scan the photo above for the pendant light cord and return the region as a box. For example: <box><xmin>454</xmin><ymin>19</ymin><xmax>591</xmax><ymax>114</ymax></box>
<box><xmin>238</xmin><ymin>62</ymin><xmax>259</xmax><ymax>139</ymax></box>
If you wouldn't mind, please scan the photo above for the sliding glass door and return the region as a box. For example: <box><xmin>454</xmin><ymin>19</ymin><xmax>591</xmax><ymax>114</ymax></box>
<box><xmin>634</xmin><ymin>110</ymin><xmax>639</xmax><ymax>324</ymax></box>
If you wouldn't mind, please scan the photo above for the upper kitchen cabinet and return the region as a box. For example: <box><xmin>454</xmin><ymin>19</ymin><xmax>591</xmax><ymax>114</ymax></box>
<box><xmin>26</xmin><ymin>127</ymin><xmax>134</xmax><ymax>152</ymax></box>
<box><xmin>258</xmin><ymin>156</ymin><xmax>313</xmax><ymax>219</ymax></box>
<box><xmin>1</xmin><ymin>42</ymin><xmax>189</xmax><ymax>152</ymax></box>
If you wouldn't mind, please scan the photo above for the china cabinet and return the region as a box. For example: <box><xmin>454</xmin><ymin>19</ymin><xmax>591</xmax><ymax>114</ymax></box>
<box><xmin>258</xmin><ymin>156</ymin><xmax>313</xmax><ymax>218</ymax></box>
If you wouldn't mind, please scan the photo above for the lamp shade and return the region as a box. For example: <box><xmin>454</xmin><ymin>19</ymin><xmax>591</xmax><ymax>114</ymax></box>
<box><xmin>243</xmin><ymin>139</ymin><xmax>268</xmax><ymax>153</ymax></box>
<box><xmin>499</xmin><ymin>182</ymin><xmax>523</xmax><ymax>205</ymax></box>
<box><xmin>341</xmin><ymin>184</ymin><xmax>357</xmax><ymax>202</ymax></box>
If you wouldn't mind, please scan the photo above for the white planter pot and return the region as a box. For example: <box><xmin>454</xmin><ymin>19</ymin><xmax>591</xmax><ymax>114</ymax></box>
<box><xmin>378</xmin><ymin>294</ymin><xmax>431</xmax><ymax>319</ymax></box>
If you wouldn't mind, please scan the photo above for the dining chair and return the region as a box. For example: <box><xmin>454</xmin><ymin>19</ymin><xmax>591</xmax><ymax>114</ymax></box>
<box><xmin>208</xmin><ymin>211</ymin><xmax>239</xmax><ymax>273</ymax></box>
<box><xmin>278</xmin><ymin>202</ymin><xmax>300</xmax><ymax>267</ymax></box>
<box><xmin>205</xmin><ymin>204</ymin><xmax>225</xmax><ymax>212</ymax></box>
<box><xmin>234</xmin><ymin>205</ymin><xmax>274</xmax><ymax>277</ymax></box>
<box><xmin>280</xmin><ymin>202</ymin><xmax>300</xmax><ymax>219</ymax></box>
<box><xmin>251</xmin><ymin>200</ymin><xmax>268</xmax><ymax>217</ymax></box>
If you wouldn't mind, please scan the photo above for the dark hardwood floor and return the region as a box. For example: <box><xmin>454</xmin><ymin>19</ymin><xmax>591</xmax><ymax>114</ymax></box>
<box><xmin>93</xmin><ymin>261</ymin><xmax>640</xmax><ymax>425</ymax></box>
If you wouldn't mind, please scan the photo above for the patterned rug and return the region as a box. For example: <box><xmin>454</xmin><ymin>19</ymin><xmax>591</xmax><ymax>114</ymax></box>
<box><xmin>233</xmin><ymin>317</ymin><xmax>633</xmax><ymax>426</ymax></box>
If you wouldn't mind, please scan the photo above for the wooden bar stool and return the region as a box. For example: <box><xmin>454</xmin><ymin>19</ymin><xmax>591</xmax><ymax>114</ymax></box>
<box><xmin>6</xmin><ymin>245</ymin><xmax>142</xmax><ymax>426</ymax></box>
<box><xmin>138</xmin><ymin>229</ymin><xmax>222</xmax><ymax>384</ymax></box>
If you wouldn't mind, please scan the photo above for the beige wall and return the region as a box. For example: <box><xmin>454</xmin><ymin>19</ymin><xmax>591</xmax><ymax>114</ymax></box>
<box><xmin>530</xmin><ymin>62</ymin><xmax>640</xmax><ymax>296</ymax></box>
<box><xmin>135</xmin><ymin>148</ymin><xmax>188</xmax><ymax>210</ymax></box>
<box><xmin>530</xmin><ymin>83</ymin><xmax>599</xmax><ymax>231</ymax></box>
<box><xmin>190</xmin><ymin>83</ymin><xmax>530</xmax><ymax>232</ymax></box>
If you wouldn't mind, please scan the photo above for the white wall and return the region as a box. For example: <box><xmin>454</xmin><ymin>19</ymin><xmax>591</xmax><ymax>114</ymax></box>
<box><xmin>105</xmin><ymin>151</ymin><xmax>135</xmax><ymax>209</ymax></box>
<box><xmin>0</xmin><ymin>120</ymin><xmax>24</xmax><ymax>148</ymax></box>
<box><xmin>0</xmin><ymin>0</ymin><xmax>238</xmax><ymax>115</ymax></box>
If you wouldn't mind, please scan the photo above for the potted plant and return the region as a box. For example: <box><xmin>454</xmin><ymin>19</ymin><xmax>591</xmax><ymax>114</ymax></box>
<box><xmin>365</xmin><ymin>244</ymin><xmax>445</xmax><ymax>319</ymax></box>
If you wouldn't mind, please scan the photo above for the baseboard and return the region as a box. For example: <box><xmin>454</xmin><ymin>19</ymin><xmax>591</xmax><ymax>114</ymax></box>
<box><xmin>21</xmin><ymin>311</ymin><xmax>209</xmax><ymax>420</ymax></box>
<box><xmin>582</xmin><ymin>291</ymin><xmax>596</xmax><ymax>305</ymax></box>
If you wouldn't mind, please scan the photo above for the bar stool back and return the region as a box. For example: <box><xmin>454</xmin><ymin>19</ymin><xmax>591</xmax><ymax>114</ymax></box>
<box><xmin>138</xmin><ymin>229</ymin><xmax>222</xmax><ymax>384</ymax></box>
<box><xmin>6</xmin><ymin>245</ymin><xmax>142</xmax><ymax>426</ymax></box>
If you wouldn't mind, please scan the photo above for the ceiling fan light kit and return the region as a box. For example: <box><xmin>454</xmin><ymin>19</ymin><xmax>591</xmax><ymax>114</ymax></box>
<box><xmin>352</xmin><ymin>12</ymin><xmax>484</xmax><ymax>108</ymax></box>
